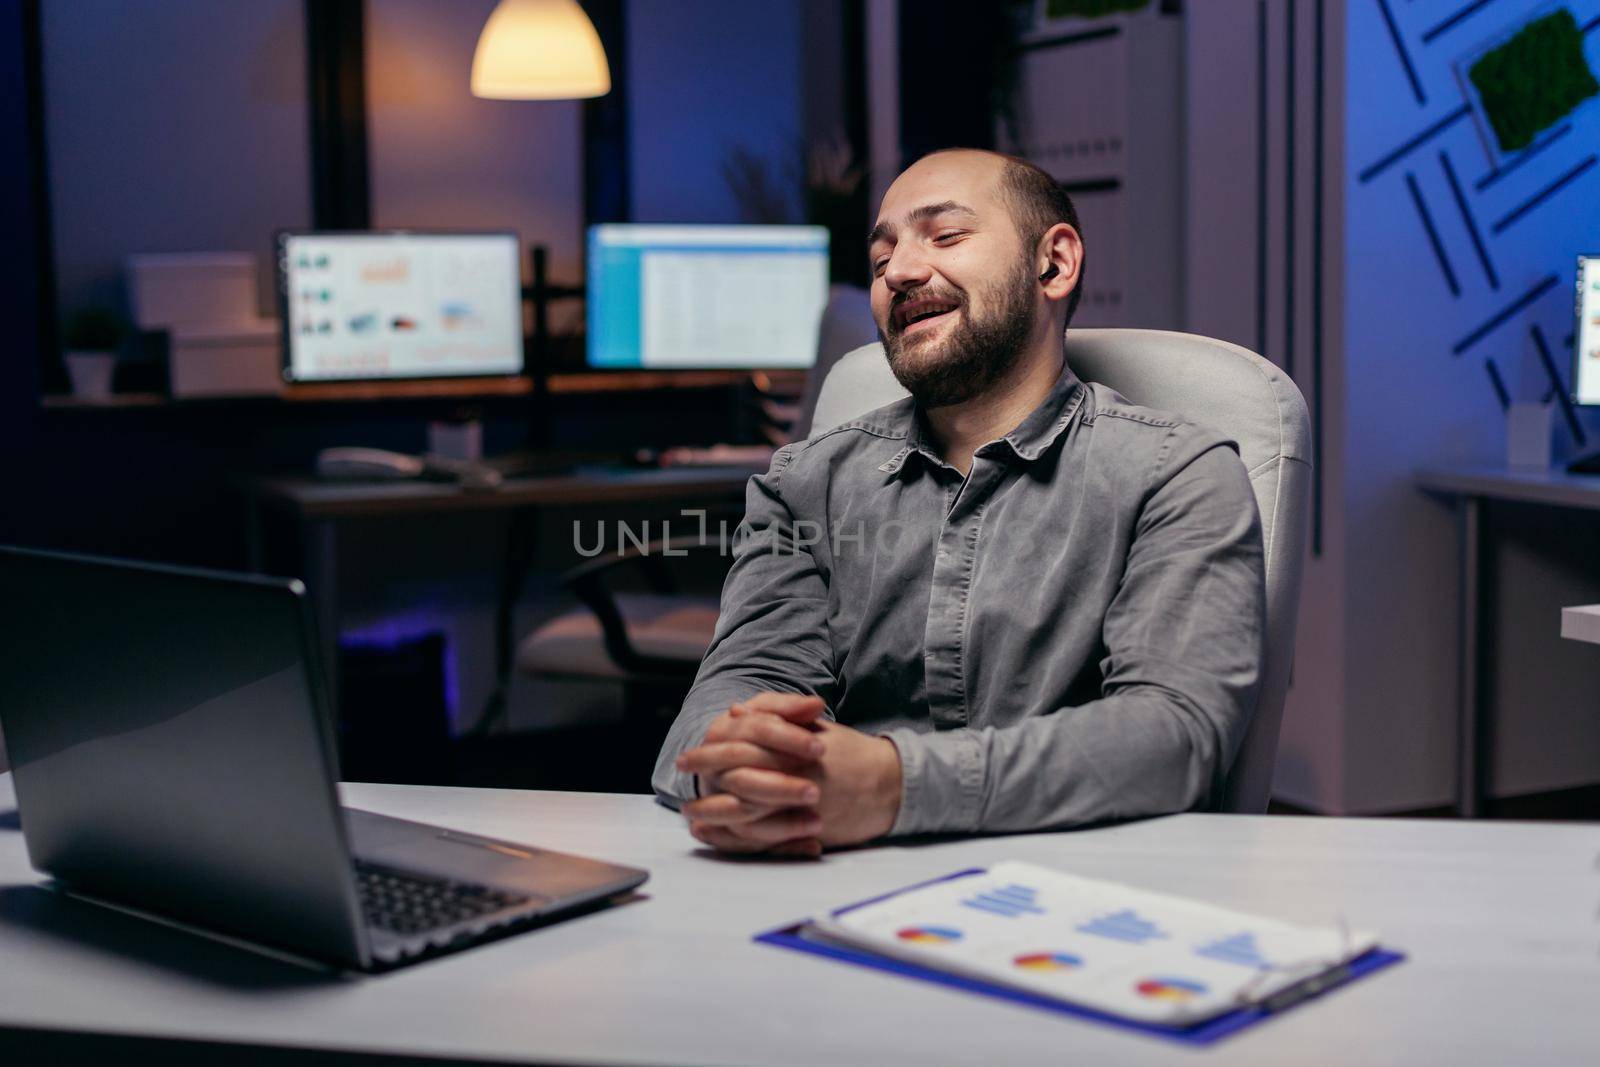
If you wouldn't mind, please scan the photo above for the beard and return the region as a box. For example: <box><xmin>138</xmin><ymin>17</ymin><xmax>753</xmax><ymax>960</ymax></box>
<box><xmin>880</xmin><ymin>256</ymin><xmax>1037</xmax><ymax>409</ymax></box>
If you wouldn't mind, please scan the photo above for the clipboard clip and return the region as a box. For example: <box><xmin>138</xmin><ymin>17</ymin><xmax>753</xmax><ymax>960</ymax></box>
<box><xmin>1231</xmin><ymin>915</ymin><xmax>1358</xmax><ymax>1014</ymax></box>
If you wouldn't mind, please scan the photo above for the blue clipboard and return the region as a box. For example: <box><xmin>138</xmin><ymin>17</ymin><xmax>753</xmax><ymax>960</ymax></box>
<box><xmin>754</xmin><ymin>868</ymin><xmax>1405</xmax><ymax>1047</ymax></box>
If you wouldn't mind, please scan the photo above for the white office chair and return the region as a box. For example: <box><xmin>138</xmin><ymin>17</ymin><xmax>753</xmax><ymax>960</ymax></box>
<box><xmin>811</xmin><ymin>331</ymin><xmax>1312</xmax><ymax>814</ymax></box>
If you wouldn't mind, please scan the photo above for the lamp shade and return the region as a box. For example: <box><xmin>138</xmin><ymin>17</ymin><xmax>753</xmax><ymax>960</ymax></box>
<box><xmin>471</xmin><ymin>0</ymin><xmax>611</xmax><ymax>100</ymax></box>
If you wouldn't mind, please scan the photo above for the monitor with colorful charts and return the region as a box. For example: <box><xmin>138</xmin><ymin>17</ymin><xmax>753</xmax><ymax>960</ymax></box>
<box><xmin>277</xmin><ymin>231</ymin><xmax>524</xmax><ymax>383</ymax></box>
<box><xmin>1574</xmin><ymin>255</ymin><xmax>1600</xmax><ymax>407</ymax></box>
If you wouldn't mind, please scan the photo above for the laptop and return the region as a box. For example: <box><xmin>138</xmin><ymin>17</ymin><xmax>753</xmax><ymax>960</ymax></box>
<box><xmin>0</xmin><ymin>546</ymin><xmax>648</xmax><ymax>972</ymax></box>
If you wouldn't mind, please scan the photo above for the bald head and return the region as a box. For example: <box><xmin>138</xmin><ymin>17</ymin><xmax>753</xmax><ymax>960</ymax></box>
<box><xmin>868</xmin><ymin>150</ymin><xmax>1007</xmax><ymax>247</ymax></box>
<box><xmin>923</xmin><ymin>149</ymin><xmax>1086</xmax><ymax>324</ymax></box>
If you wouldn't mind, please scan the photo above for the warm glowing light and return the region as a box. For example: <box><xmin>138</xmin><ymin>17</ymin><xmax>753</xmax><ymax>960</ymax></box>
<box><xmin>470</xmin><ymin>0</ymin><xmax>611</xmax><ymax>100</ymax></box>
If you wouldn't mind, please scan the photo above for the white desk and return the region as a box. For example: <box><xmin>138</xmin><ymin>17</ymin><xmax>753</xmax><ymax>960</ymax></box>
<box><xmin>1</xmin><ymin>774</ymin><xmax>1596</xmax><ymax>1064</ymax></box>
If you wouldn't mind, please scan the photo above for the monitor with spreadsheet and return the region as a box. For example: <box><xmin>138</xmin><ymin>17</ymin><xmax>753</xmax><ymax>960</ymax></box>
<box><xmin>1574</xmin><ymin>255</ymin><xmax>1600</xmax><ymax>407</ymax></box>
<box><xmin>585</xmin><ymin>224</ymin><xmax>830</xmax><ymax>370</ymax></box>
<box><xmin>277</xmin><ymin>231</ymin><xmax>524</xmax><ymax>383</ymax></box>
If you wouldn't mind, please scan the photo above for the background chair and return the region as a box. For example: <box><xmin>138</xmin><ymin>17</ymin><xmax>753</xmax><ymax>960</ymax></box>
<box><xmin>811</xmin><ymin>331</ymin><xmax>1312</xmax><ymax>814</ymax></box>
<box><xmin>514</xmin><ymin>286</ymin><xmax>877</xmax><ymax>724</ymax></box>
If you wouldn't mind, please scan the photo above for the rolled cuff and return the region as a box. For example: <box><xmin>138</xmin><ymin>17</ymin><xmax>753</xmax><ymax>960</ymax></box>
<box><xmin>651</xmin><ymin>761</ymin><xmax>699</xmax><ymax>810</ymax></box>
<box><xmin>879</xmin><ymin>727</ymin><xmax>986</xmax><ymax>837</ymax></box>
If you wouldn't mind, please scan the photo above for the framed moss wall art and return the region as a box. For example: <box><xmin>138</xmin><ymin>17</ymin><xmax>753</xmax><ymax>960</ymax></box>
<box><xmin>1459</xmin><ymin>8</ymin><xmax>1599</xmax><ymax>157</ymax></box>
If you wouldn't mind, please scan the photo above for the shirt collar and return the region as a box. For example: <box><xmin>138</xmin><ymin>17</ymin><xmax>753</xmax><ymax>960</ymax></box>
<box><xmin>876</xmin><ymin>358</ymin><xmax>1085</xmax><ymax>476</ymax></box>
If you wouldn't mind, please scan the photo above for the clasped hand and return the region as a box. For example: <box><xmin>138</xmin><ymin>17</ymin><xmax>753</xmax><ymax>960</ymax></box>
<box><xmin>674</xmin><ymin>693</ymin><xmax>902</xmax><ymax>857</ymax></box>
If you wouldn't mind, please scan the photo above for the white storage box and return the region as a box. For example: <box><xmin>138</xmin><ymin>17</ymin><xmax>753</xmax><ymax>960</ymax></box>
<box><xmin>127</xmin><ymin>253</ymin><xmax>259</xmax><ymax>331</ymax></box>
<box><xmin>169</xmin><ymin>319</ymin><xmax>284</xmax><ymax>398</ymax></box>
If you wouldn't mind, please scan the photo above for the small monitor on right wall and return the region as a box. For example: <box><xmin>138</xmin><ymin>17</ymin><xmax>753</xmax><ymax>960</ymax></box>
<box><xmin>1574</xmin><ymin>255</ymin><xmax>1600</xmax><ymax>409</ymax></box>
<box><xmin>1566</xmin><ymin>255</ymin><xmax>1600</xmax><ymax>474</ymax></box>
<box><xmin>585</xmin><ymin>224</ymin><xmax>830</xmax><ymax>370</ymax></box>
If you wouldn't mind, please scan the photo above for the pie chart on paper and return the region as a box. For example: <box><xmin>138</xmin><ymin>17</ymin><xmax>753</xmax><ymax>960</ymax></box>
<box><xmin>1013</xmin><ymin>952</ymin><xmax>1083</xmax><ymax>971</ymax></box>
<box><xmin>1136</xmin><ymin>976</ymin><xmax>1208</xmax><ymax>1002</ymax></box>
<box><xmin>896</xmin><ymin>926</ymin><xmax>963</xmax><ymax>944</ymax></box>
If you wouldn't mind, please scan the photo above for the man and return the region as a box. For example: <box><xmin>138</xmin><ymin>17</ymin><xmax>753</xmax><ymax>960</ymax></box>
<box><xmin>652</xmin><ymin>148</ymin><xmax>1265</xmax><ymax>857</ymax></box>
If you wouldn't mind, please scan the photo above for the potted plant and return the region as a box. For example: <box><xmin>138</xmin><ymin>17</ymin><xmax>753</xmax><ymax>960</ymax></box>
<box><xmin>61</xmin><ymin>307</ymin><xmax>124</xmax><ymax>401</ymax></box>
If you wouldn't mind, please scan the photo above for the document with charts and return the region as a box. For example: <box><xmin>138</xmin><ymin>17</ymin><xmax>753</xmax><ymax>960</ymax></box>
<box><xmin>808</xmin><ymin>861</ymin><xmax>1378</xmax><ymax>1026</ymax></box>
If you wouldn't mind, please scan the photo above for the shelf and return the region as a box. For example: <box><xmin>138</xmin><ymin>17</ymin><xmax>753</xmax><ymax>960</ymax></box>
<box><xmin>39</xmin><ymin>368</ymin><xmax>808</xmax><ymax>410</ymax></box>
<box><xmin>40</xmin><ymin>392</ymin><xmax>167</xmax><ymax>410</ymax></box>
<box><xmin>546</xmin><ymin>369</ymin><xmax>805</xmax><ymax>394</ymax></box>
<box><xmin>282</xmin><ymin>377</ymin><xmax>533</xmax><ymax>401</ymax></box>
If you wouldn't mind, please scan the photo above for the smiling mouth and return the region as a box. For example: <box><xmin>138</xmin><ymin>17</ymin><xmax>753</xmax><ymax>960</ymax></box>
<box><xmin>895</xmin><ymin>301</ymin><xmax>959</xmax><ymax>334</ymax></box>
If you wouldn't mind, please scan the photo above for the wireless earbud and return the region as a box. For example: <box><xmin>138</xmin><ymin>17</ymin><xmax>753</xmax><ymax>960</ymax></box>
<box><xmin>1038</xmin><ymin>264</ymin><xmax>1059</xmax><ymax>283</ymax></box>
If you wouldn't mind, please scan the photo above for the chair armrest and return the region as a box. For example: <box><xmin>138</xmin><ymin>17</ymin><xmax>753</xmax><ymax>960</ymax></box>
<box><xmin>561</xmin><ymin>535</ymin><xmax>727</xmax><ymax>678</ymax></box>
<box><xmin>562</xmin><ymin>534</ymin><xmax>729</xmax><ymax>591</ymax></box>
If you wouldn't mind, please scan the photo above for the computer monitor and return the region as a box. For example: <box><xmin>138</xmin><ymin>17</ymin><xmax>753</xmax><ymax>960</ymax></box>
<box><xmin>277</xmin><ymin>231</ymin><xmax>524</xmax><ymax>383</ymax></box>
<box><xmin>585</xmin><ymin>224</ymin><xmax>830</xmax><ymax>370</ymax></box>
<box><xmin>1573</xmin><ymin>254</ymin><xmax>1600</xmax><ymax>407</ymax></box>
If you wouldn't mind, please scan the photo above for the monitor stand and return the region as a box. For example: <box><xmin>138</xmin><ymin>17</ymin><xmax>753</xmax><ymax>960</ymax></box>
<box><xmin>427</xmin><ymin>414</ymin><xmax>483</xmax><ymax>463</ymax></box>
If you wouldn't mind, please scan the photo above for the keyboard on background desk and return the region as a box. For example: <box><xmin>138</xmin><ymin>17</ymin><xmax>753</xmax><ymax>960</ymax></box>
<box><xmin>488</xmin><ymin>447</ymin><xmax>773</xmax><ymax>481</ymax></box>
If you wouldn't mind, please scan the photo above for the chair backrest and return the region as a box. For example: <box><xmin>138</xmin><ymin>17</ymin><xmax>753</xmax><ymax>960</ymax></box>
<box><xmin>810</xmin><ymin>329</ymin><xmax>1312</xmax><ymax>814</ymax></box>
<box><xmin>792</xmin><ymin>284</ymin><xmax>878</xmax><ymax>441</ymax></box>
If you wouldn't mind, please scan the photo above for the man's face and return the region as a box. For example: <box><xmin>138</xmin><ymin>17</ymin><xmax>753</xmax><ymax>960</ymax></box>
<box><xmin>867</xmin><ymin>152</ymin><xmax>1037</xmax><ymax>408</ymax></box>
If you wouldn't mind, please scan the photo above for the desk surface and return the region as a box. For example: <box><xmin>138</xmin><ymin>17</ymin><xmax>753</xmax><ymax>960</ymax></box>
<box><xmin>246</xmin><ymin>464</ymin><xmax>764</xmax><ymax>519</ymax></box>
<box><xmin>1416</xmin><ymin>464</ymin><xmax>1600</xmax><ymax>510</ymax></box>
<box><xmin>1</xmin><ymin>775</ymin><xmax>1595</xmax><ymax>1064</ymax></box>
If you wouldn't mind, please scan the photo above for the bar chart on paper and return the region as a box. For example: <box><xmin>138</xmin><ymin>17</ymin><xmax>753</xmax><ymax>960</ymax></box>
<box><xmin>1195</xmin><ymin>932</ymin><xmax>1270</xmax><ymax>968</ymax></box>
<box><xmin>1077</xmin><ymin>909</ymin><xmax>1169</xmax><ymax>944</ymax></box>
<box><xmin>962</xmin><ymin>883</ymin><xmax>1047</xmax><ymax>918</ymax></box>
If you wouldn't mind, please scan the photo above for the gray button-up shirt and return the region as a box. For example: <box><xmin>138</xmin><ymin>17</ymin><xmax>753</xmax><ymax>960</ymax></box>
<box><xmin>652</xmin><ymin>361</ymin><xmax>1266</xmax><ymax>836</ymax></box>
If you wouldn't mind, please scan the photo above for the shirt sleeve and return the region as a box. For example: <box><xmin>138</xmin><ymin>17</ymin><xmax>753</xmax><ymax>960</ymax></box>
<box><xmin>880</xmin><ymin>432</ymin><xmax>1266</xmax><ymax>836</ymax></box>
<box><xmin>651</xmin><ymin>446</ymin><xmax>839</xmax><ymax>806</ymax></box>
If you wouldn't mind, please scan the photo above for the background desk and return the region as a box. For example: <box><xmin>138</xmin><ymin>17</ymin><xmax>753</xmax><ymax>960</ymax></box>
<box><xmin>1</xmin><ymin>775</ymin><xmax>1594</xmax><ymax>1065</ymax></box>
<box><xmin>1562</xmin><ymin>605</ymin><xmax>1600</xmax><ymax>645</ymax></box>
<box><xmin>1417</xmin><ymin>466</ymin><xmax>1600</xmax><ymax>817</ymax></box>
<box><xmin>242</xmin><ymin>465</ymin><xmax>761</xmax><ymax>724</ymax></box>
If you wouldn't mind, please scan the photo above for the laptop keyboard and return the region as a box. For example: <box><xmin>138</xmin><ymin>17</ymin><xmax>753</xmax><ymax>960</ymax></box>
<box><xmin>355</xmin><ymin>860</ymin><xmax>532</xmax><ymax>935</ymax></box>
